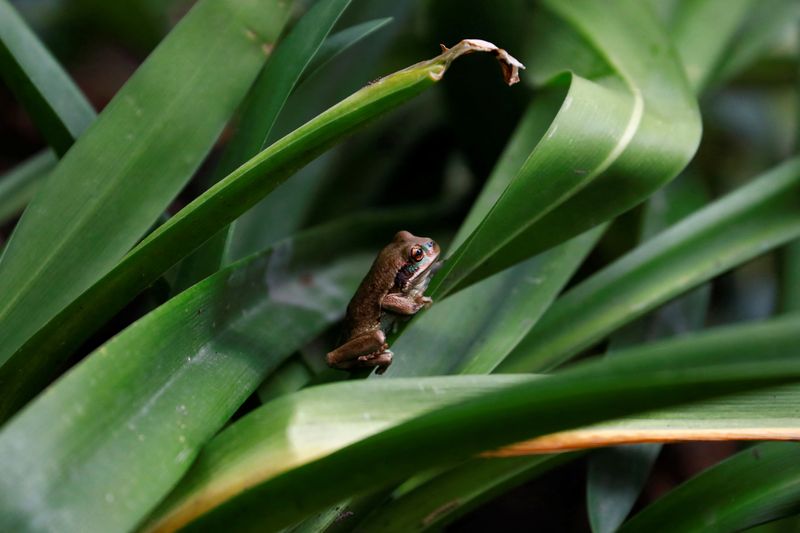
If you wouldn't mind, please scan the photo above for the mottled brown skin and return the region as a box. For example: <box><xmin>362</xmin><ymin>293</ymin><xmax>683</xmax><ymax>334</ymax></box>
<box><xmin>326</xmin><ymin>231</ymin><xmax>441</xmax><ymax>374</ymax></box>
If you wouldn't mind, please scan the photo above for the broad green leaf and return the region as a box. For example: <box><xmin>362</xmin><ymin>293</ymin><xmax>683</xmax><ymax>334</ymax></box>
<box><xmin>0</xmin><ymin>39</ymin><xmax>522</xmax><ymax>421</ymax></box>
<box><xmin>430</xmin><ymin>0</ymin><xmax>701</xmax><ymax>297</ymax></box>
<box><xmin>145</xmin><ymin>315</ymin><xmax>800</xmax><ymax>532</ymax></box>
<box><xmin>0</xmin><ymin>0</ymin><xmax>94</xmax><ymax>155</ymax></box>
<box><xmin>0</xmin><ymin>212</ymin><xmax>410</xmax><ymax>533</ymax></box>
<box><xmin>0</xmin><ymin>151</ymin><xmax>55</xmax><ymax>224</ymax></box>
<box><xmin>620</xmin><ymin>442</ymin><xmax>800</xmax><ymax>532</ymax></box>
<box><xmin>499</xmin><ymin>157</ymin><xmax>800</xmax><ymax>372</ymax></box>
<box><xmin>0</xmin><ymin>0</ymin><xmax>293</xmax><ymax>416</ymax></box>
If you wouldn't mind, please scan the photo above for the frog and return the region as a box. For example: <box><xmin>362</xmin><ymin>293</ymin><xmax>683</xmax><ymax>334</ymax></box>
<box><xmin>326</xmin><ymin>230</ymin><xmax>441</xmax><ymax>375</ymax></box>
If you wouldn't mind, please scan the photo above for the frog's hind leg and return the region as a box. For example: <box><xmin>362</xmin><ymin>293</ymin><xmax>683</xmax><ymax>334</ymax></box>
<box><xmin>326</xmin><ymin>329</ymin><xmax>388</xmax><ymax>370</ymax></box>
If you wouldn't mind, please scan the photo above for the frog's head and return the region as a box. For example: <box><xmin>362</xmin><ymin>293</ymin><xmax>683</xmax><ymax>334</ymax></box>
<box><xmin>392</xmin><ymin>230</ymin><xmax>441</xmax><ymax>291</ymax></box>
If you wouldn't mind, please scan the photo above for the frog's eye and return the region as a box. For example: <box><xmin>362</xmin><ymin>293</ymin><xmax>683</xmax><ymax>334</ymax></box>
<box><xmin>410</xmin><ymin>246</ymin><xmax>424</xmax><ymax>262</ymax></box>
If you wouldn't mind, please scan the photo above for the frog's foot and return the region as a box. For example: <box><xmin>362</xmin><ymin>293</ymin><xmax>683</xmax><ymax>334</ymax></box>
<box><xmin>358</xmin><ymin>350</ymin><xmax>393</xmax><ymax>374</ymax></box>
<box><xmin>326</xmin><ymin>330</ymin><xmax>386</xmax><ymax>370</ymax></box>
<box><xmin>420</xmin><ymin>296</ymin><xmax>433</xmax><ymax>309</ymax></box>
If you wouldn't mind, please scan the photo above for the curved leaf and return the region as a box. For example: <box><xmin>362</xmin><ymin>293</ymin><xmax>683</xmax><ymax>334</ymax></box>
<box><xmin>0</xmin><ymin>0</ymin><xmax>293</xmax><ymax>418</ymax></box>
<box><xmin>430</xmin><ymin>0</ymin><xmax>701</xmax><ymax>297</ymax></box>
<box><xmin>0</xmin><ymin>0</ymin><xmax>95</xmax><ymax>155</ymax></box>
<box><xmin>145</xmin><ymin>316</ymin><xmax>800</xmax><ymax>532</ymax></box>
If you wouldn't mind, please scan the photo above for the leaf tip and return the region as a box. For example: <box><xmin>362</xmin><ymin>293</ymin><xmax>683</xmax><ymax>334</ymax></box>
<box><xmin>439</xmin><ymin>39</ymin><xmax>526</xmax><ymax>86</ymax></box>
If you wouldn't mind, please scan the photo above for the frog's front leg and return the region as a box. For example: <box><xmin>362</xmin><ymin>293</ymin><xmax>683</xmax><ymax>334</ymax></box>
<box><xmin>381</xmin><ymin>293</ymin><xmax>432</xmax><ymax>315</ymax></box>
<box><xmin>326</xmin><ymin>329</ymin><xmax>393</xmax><ymax>373</ymax></box>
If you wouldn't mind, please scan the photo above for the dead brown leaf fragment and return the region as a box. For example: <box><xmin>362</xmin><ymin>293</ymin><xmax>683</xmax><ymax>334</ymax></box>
<box><xmin>436</xmin><ymin>39</ymin><xmax>525</xmax><ymax>85</ymax></box>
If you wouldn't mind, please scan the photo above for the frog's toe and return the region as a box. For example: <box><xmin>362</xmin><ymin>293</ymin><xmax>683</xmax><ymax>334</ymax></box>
<box><xmin>358</xmin><ymin>350</ymin><xmax>393</xmax><ymax>371</ymax></box>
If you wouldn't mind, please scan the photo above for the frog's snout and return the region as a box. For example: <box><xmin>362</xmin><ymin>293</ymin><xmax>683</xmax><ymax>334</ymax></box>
<box><xmin>429</xmin><ymin>260</ymin><xmax>444</xmax><ymax>275</ymax></box>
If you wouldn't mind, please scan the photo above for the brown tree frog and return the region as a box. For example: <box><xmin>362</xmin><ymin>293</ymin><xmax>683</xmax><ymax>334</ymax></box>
<box><xmin>326</xmin><ymin>231</ymin><xmax>441</xmax><ymax>374</ymax></box>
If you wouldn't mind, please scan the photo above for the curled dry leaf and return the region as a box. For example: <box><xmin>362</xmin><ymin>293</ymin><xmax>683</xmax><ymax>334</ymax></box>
<box><xmin>437</xmin><ymin>38</ymin><xmax>525</xmax><ymax>85</ymax></box>
<box><xmin>424</xmin><ymin>39</ymin><xmax>525</xmax><ymax>85</ymax></box>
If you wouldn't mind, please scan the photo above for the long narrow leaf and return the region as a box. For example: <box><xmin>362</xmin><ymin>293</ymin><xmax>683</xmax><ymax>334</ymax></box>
<box><xmin>620</xmin><ymin>442</ymin><xmax>800</xmax><ymax>532</ymax></box>
<box><xmin>297</xmin><ymin>18</ymin><xmax>392</xmax><ymax>87</ymax></box>
<box><xmin>0</xmin><ymin>151</ymin><xmax>56</xmax><ymax>224</ymax></box>
<box><xmin>587</xmin><ymin>175</ymin><xmax>711</xmax><ymax>533</ymax></box>
<box><xmin>0</xmin><ymin>0</ymin><xmax>293</xmax><ymax>418</ymax></box>
<box><xmin>0</xmin><ymin>39</ymin><xmax>523</xmax><ymax>421</ymax></box>
<box><xmin>0</xmin><ymin>0</ymin><xmax>94</xmax><ymax>155</ymax></box>
<box><xmin>173</xmin><ymin>0</ymin><xmax>360</xmax><ymax>292</ymax></box>
<box><xmin>499</xmin><ymin>157</ymin><xmax>800</xmax><ymax>372</ymax></box>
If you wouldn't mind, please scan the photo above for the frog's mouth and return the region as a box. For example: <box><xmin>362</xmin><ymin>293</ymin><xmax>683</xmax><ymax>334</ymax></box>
<box><xmin>408</xmin><ymin>258</ymin><xmax>443</xmax><ymax>292</ymax></box>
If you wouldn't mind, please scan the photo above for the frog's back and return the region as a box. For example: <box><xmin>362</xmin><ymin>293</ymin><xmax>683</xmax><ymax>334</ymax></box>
<box><xmin>342</xmin><ymin>246</ymin><xmax>402</xmax><ymax>339</ymax></box>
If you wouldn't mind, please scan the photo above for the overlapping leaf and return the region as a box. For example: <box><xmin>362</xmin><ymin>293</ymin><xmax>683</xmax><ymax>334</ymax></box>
<box><xmin>0</xmin><ymin>0</ymin><xmax>95</xmax><ymax>155</ymax></box>
<box><xmin>0</xmin><ymin>37</ymin><xmax>518</xmax><ymax>420</ymax></box>
<box><xmin>145</xmin><ymin>316</ymin><xmax>800</xmax><ymax>532</ymax></box>
<box><xmin>0</xmin><ymin>0</ymin><xmax>293</xmax><ymax>419</ymax></box>
<box><xmin>499</xmin><ymin>157</ymin><xmax>800</xmax><ymax>372</ymax></box>
<box><xmin>431</xmin><ymin>0</ymin><xmax>701</xmax><ymax>297</ymax></box>
<box><xmin>0</xmin><ymin>213</ymin><xmax>406</xmax><ymax>533</ymax></box>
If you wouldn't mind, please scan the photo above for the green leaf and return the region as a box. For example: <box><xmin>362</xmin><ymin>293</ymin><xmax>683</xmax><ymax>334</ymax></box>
<box><xmin>0</xmin><ymin>212</ymin><xmax>407</xmax><ymax>533</ymax></box>
<box><xmin>783</xmin><ymin>241</ymin><xmax>800</xmax><ymax>313</ymax></box>
<box><xmin>145</xmin><ymin>315</ymin><xmax>800</xmax><ymax>532</ymax></box>
<box><xmin>499</xmin><ymin>157</ymin><xmax>800</xmax><ymax>372</ymax></box>
<box><xmin>387</xmin><ymin>99</ymin><xmax>606</xmax><ymax>377</ymax></box>
<box><xmin>224</xmin><ymin>7</ymin><xmax>407</xmax><ymax>263</ymax></box>
<box><xmin>173</xmin><ymin>0</ymin><xmax>361</xmax><ymax>293</ymax></box>
<box><xmin>587</xmin><ymin>175</ymin><xmax>711</xmax><ymax>533</ymax></box>
<box><xmin>619</xmin><ymin>442</ymin><xmax>800</xmax><ymax>532</ymax></box>
<box><xmin>0</xmin><ymin>0</ymin><xmax>293</xmax><ymax>416</ymax></box>
<box><xmin>0</xmin><ymin>39</ymin><xmax>522</xmax><ymax>422</ymax></box>
<box><xmin>356</xmin><ymin>455</ymin><xmax>573</xmax><ymax>532</ymax></box>
<box><xmin>297</xmin><ymin>18</ymin><xmax>393</xmax><ymax>88</ymax></box>
<box><xmin>711</xmin><ymin>0</ymin><xmax>800</xmax><ymax>87</ymax></box>
<box><xmin>0</xmin><ymin>151</ymin><xmax>56</xmax><ymax>224</ymax></box>
<box><xmin>588</xmin><ymin>446</ymin><xmax>661</xmax><ymax>533</ymax></box>
<box><xmin>430</xmin><ymin>0</ymin><xmax>701</xmax><ymax>297</ymax></box>
<box><xmin>669</xmin><ymin>0</ymin><xmax>755</xmax><ymax>93</ymax></box>
<box><xmin>0</xmin><ymin>0</ymin><xmax>95</xmax><ymax>155</ymax></box>
<box><xmin>390</xmin><ymin>227</ymin><xmax>604</xmax><ymax>377</ymax></box>
<box><xmin>214</xmin><ymin>0</ymin><xmax>356</xmax><ymax>184</ymax></box>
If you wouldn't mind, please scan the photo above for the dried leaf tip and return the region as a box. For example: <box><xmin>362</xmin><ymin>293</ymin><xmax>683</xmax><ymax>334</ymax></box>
<box><xmin>438</xmin><ymin>39</ymin><xmax>525</xmax><ymax>86</ymax></box>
